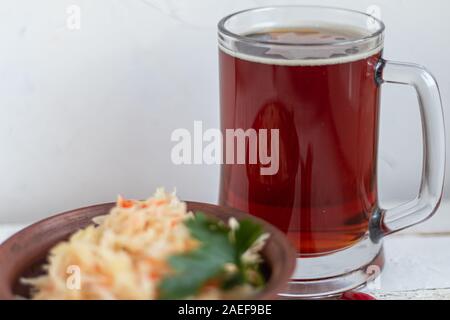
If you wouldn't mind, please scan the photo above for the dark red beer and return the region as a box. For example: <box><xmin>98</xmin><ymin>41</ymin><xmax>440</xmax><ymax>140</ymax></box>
<box><xmin>219</xmin><ymin>28</ymin><xmax>382</xmax><ymax>255</ymax></box>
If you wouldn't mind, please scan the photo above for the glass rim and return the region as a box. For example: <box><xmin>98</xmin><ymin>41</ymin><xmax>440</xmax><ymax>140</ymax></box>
<box><xmin>217</xmin><ymin>5</ymin><xmax>386</xmax><ymax>48</ymax></box>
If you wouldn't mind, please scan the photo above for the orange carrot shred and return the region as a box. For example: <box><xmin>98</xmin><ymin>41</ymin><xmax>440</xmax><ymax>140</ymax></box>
<box><xmin>119</xmin><ymin>199</ymin><xmax>134</xmax><ymax>208</ymax></box>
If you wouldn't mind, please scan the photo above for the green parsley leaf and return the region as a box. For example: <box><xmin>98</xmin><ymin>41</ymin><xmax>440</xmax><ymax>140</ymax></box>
<box><xmin>233</xmin><ymin>219</ymin><xmax>264</xmax><ymax>258</ymax></box>
<box><xmin>158</xmin><ymin>212</ymin><xmax>267</xmax><ymax>300</ymax></box>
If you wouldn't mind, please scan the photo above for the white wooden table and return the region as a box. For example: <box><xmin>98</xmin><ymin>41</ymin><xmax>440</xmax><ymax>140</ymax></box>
<box><xmin>1</xmin><ymin>202</ymin><xmax>450</xmax><ymax>300</ymax></box>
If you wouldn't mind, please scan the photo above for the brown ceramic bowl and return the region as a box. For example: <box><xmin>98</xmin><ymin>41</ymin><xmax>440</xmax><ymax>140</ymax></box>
<box><xmin>0</xmin><ymin>202</ymin><xmax>296</xmax><ymax>300</ymax></box>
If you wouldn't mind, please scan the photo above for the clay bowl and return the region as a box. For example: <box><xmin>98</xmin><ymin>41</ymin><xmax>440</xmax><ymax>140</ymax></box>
<box><xmin>0</xmin><ymin>202</ymin><xmax>296</xmax><ymax>300</ymax></box>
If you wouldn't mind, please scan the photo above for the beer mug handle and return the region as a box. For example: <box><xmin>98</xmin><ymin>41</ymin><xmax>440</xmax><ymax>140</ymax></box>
<box><xmin>370</xmin><ymin>60</ymin><xmax>446</xmax><ymax>242</ymax></box>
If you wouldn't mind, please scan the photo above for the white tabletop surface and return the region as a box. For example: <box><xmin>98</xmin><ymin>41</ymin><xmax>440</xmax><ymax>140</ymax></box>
<box><xmin>1</xmin><ymin>201</ymin><xmax>450</xmax><ymax>300</ymax></box>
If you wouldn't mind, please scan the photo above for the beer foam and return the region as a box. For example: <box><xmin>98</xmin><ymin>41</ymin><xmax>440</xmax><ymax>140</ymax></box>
<box><xmin>219</xmin><ymin>25</ymin><xmax>383</xmax><ymax>66</ymax></box>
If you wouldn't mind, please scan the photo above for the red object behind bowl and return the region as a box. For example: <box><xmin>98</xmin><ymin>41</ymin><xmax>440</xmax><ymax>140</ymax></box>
<box><xmin>341</xmin><ymin>291</ymin><xmax>376</xmax><ymax>300</ymax></box>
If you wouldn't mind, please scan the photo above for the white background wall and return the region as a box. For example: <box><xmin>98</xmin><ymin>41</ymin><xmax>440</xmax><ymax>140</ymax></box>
<box><xmin>0</xmin><ymin>0</ymin><xmax>449</xmax><ymax>223</ymax></box>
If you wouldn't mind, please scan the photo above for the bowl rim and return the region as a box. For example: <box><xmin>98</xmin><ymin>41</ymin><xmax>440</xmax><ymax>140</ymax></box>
<box><xmin>0</xmin><ymin>201</ymin><xmax>296</xmax><ymax>300</ymax></box>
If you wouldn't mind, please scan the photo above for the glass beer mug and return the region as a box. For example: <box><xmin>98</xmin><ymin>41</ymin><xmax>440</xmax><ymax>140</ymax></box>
<box><xmin>218</xmin><ymin>6</ymin><xmax>445</xmax><ymax>297</ymax></box>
